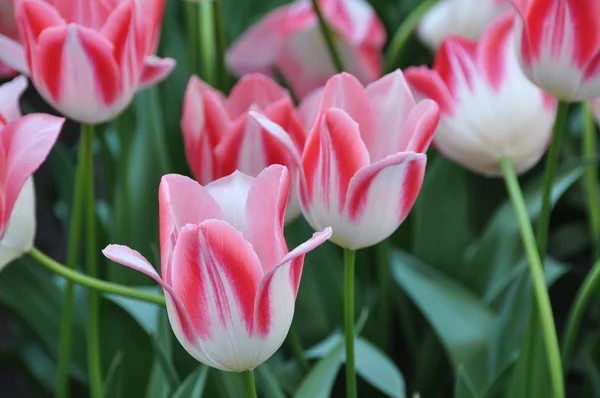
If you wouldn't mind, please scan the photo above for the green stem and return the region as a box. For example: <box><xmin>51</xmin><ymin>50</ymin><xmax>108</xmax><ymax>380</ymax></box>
<box><xmin>286</xmin><ymin>326</ymin><xmax>309</xmax><ymax>373</ymax></box>
<box><xmin>55</xmin><ymin>124</ymin><xmax>89</xmax><ymax>398</ymax></box>
<box><xmin>198</xmin><ymin>0</ymin><xmax>216</xmax><ymax>85</ymax></box>
<box><xmin>384</xmin><ymin>0</ymin><xmax>437</xmax><ymax>72</ymax></box>
<box><xmin>212</xmin><ymin>0</ymin><xmax>228</xmax><ymax>92</ymax></box>
<box><xmin>241</xmin><ymin>370</ymin><xmax>257</xmax><ymax>398</ymax></box>
<box><xmin>344</xmin><ymin>248</ymin><xmax>357</xmax><ymax>398</ymax></box>
<box><xmin>27</xmin><ymin>248</ymin><xmax>166</xmax><ymax>306</ymax></box>
<box><xmin>184</xmin><ymin>1</ymin><xmax>199</xmax><ymax>76</ymax></box>
<box><xmin>537</xmin><ymin>101</ymin><xmax>569</xmax><ymax>258</ymax></box>
<box><xmin>582</xmin><ymin>103</ymin><xmax>600</xmax><ymax>256</ymax></box>
<box><xmin>376</xmin><ymin>241</ymin><xmax>390</xmax><ymax>350</ymax></box>
<box><xmin>82</xmin><ymin>124</ymin><xmax>102</xmax><ymax>398</ymax></box>
<box><xmin>562</xmin><ymin>259</ymin><xmax>600</xmax><ymax>368</ymax></box>
<box><xmin>311</xmin><ymin>0</ymin><xmax>344</xmax><ymax>73</ymax></box>
<box><xmin>500</xmin><ymin>157</ymin><xmax>565</xmax><ymax>398</ymax></box>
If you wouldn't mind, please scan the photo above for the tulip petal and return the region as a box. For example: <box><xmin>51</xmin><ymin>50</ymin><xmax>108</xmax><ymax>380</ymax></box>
<box><xmin>172</xmin><ymin>221</ymin><xmax>263</xmax><ymax>371</ymax></box>
<box><xmin>0</xmin><ymin>177</ymin><xmax>35</xmax><ymax>270</ymax></box>
<box><xmin>205</xmin><ymin>171</ymin><xmax>254</xmax><ymax>236</ymax></box>
<box><xmin>139</xmin><ymin>55</ymin><xmax>176</xmax><ymax>90</ymax></box>
<box><xmin>402</xmin><ymin>99</ymin><xmax>440</xmax><ymax>153</ymax></box>
<box><xmin>252</xmin><ymin>227</ymin><xmax>331</xmax><ymax>364</ymax></box>
<box><xmin>404</xmin><ymin>66</ymin><xmax>454</xmax><ymax>114</ymax></box>
<box><xmin>158</xmin><ymin>174</ymin><xmax>222</xmax><ymax>284</ymax></box>
<box><xmin>245</xmin><ymin>165</ymin><xmax>289</xmax><ymax>274</ymax></box>
<box><xmin>226</xmin><ymin>74</ymin><xmax>289</xmax><ymax>120</ymax></box>
<box><xmin>0</xmin><ymin>75</ymin><xmax>28</xmax><ymax>124</ymax></box>
<box><xmin>19</xmin><ymin>0</ymin><xmax>66</xmax><ymax>39</ymax></box>
<box><xmin>342</xmin><ymin>152</ymin><xmax>426</xmax><ymax>250</ymax></box>
<box><xmin>0</xmin><ymin>36</ymin><xmax>27</xmax><ymax>74</ymax></box>
<box><xmin>297</xmin><ymin>87</ymin><xmax>324</xmax><ymax>134</ymax></box>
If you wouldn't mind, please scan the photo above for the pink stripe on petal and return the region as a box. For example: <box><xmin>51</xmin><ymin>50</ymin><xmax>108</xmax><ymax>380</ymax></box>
<box><xmin>436</xmin><ymin>38</ymin><xmax>478</xmax><ymax>94</ymax></box>
<box><xmin>403</xmin><ymin>99</ymin><xmax>440</xmax><ymax>153</ymax></box>
<box><xmin>20</xmin><ymin>0</ymin><xmax>66</xmax><ymax>40</ymax></box>
<box><xmin>226</xmin><ymin>74</ymin><xmax>289</xmax><ymax>120</ymax></box>
<box><xmin>479</xmin><ymin>12</ymin><xmax>514</xmax><ymax>91</ymax></box>
<box><xmin>99</xmin><ymin>0</ymin><xmax>133</xmax><ymax>69</ymax></box>
<box><xmin>138</xmin><ymin>56</ymin><xmax>175</xmax><ymax>90</ymax></box>
<box><xmin>404</xmin><ymin>66</ymin><xmax>454</xmax><ymax>114</ymax></box>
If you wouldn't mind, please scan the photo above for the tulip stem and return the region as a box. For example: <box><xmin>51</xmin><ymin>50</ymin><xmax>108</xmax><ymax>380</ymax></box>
<box><xmin>241</xmin><ymin>370</ymin><xmax>257</xmax><ymax>398</ymax></box>
<box><xmin>344</xmin><ymin>248</ymin><xmax>357</xmax><ymax>398</ymax></box>
<box><xmin>311</xmin><ymin>0</ymin><xmax>344</xmax><ymax>73</ymax></box>
<box><xmin>82</xmin><ymin>124</ymin><xmax>102</xmax><ymax>398</ymax></box>
<box><xmin>537</xmin><ymin>101</ymin><xmax>569</xmax><ymax>258</ymax></box>
<box><xmin>212</xmin><ymin>0</ymin><xmax>229</xmax><ymax>92</ymax></box>
<box><xmin>198</xmin><ymin>0</ymin><xmax>216</xmax><ymax>85</ymax></box>
<box><xmin>376</xmin><ymin>240</ymin><xmax>390</xmax><ymax>350</ymax></box>
<box><xmin>55</xmin><ymin>123</ymin><xmax>89</xmax><ymax>398</ymax></box>
<box><xmin>286</xmin><ymin>326</ymin><xmax>310</xmax><ymax>373</ymax></box>
<box><xmin>582</xmin><ymin>103</ymin><xmax>600</xmax><ymax>255</ymax></box>
<box><xmin>384</xmin><ymin>0</ymin><xmax>437</xmax><ymax>72</ymax></box>
<box><xmin>27</xmin><ymin>248</ymin><xmax>166</xmax><ymax>306</ymax></box>
<box><xmin>500</xmin><ymin>157</ymin><xmax>565</xmax><ymax>398</ymax></box>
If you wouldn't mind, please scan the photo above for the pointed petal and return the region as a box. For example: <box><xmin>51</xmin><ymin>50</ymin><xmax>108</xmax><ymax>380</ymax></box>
<box><xmin>158</xmin><ymin>174</ymin><xmax>222</xmax><ymax>284</ymax></box>
<box><xmin>205</xmin><ymin>171</ymin><xmax>254</xmax><ymax>236</ymax></box>
<box><xmin>297</xmin><ymin>87</ymin><xmax>324</xmax><ymax>134</ymax></box>
<box><xmin>19</xmin><ymin>0</ymin><xmax>66</xmax><ymax>39</ymax></box>
<box><xmin>404</xmin><ymin>66</ymin><xmax>454</xmax><ymax>114</ymax></box>
<box><xmin>171</xmin><ymin>221</ymin><xmax>263</xmax><ymax>371</ymax></box>
<box><xmin>0</xmin><ymin>36</ymin><xmax>27</xmax><ymax>74</ymax></box>
<box><xmin>226</xmin><ymin>74</ymin><xmax>289</xmax><ymax>120</ymax></box>
<box><xmin>342</xmin><ymin>152</ymin><xmax>427</xmax><ymax>250</ymax></box>
<box><xmin>0</xmin><ymin>75</ymin><xmax>28</xmax><ymax>123</ymax></box>
<box><xmin>0</xmin><ymin>177</ymin><xmax>35</xmax><ymax>271</ymax></box>
<box><xmin>253</xmin><ymin>226</ymin><xmax>331</xmax><ymax>364</ymax></box>
<box><xmin>2</xmin><ymin>114</ymin><xmax>63</xmax><ymax>223</ymax></box>
<box><xmin>402</xmin><ymin>99</ymin><xmax>440</xmax><ymax>153</ymax></box>
<box><xmin>138</xmin><ymin>56</ymin><xmax>176</xmax><ymax>90</ymax></box>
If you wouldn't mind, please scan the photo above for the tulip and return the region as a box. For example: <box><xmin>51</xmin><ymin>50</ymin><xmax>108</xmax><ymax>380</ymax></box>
<box><xmin>0</xmin><ymin>0</ymin><xmax>20</xmax><ymax>77</ymax></box>
<box><xmin>255</xmin><ymin>71</ymin><xmax>439</xmax><ymax>250</ymax></box>
<box><xmin>406</xmin><ymin>13</ymin><xmax>556</xmax><ymax>176</ymax></box>
<box><xmin>181</xmin><ymin>73</ymin><xmax>306</xmax><ymax>222</ymax></box>
<box><xmin>103</xmin><ymin>165</ymin><xmax>331</xmax><ymax>371</ymax></box>
<box><xmin>511</xmin><ymin>0</ymin><xmax>600</xmax><ymax>101</ymax></box>
<box><xmin>226</xmin><ymin>0</ymin><xmax>386</xmax><ymax>99</ymax></box>
<box><xmin>0</xmin><ymin>76</ymin><xmax>64</xmax><ymax>269</ymax></box>
<box><xmin>0</xmin><ymin>0</ymin><xmax>175</xmax><ymax>123</ymax></box>
<box><xmin>417</xmin><ymin>0</ymin><xmax>510</xmax><ymax>49</ymax></box>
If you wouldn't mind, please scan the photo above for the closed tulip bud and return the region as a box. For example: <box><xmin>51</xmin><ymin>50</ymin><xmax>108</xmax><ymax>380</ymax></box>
<box><xmin>512</xmin><ymin>0</ymin><xmax>600</xmax><ymax>101</ymax></box>
<box><xmin>226</xmin><ymin>0</ymin><xmax>386</xmax><ymax>99</ymax></box>
<box><xmin>103</xmin><ymin>165</ymin><xmax>331</xmax><ymax>372</ymax></box>
<box><xmin>406</xmin><ymin>13</ymin><xmax>556</xmax><ymax>176</ymax></box>
<box><xmin>0</xmin><ymin>0</ymin><xmax>175</xmax><ymax>123</ymax></box>
<box><xmin>0</xmin><ymin>76</ymin><xmax>64</xmax><ymax>269</ymax></box>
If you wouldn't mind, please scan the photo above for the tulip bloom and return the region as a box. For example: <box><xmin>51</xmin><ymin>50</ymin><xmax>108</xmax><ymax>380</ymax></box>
<box><xmin>226</xmin><ymin>0</ymin><xmax>386</xmax><ymax>99</ymax></box>
<box><xmin>0</xmin><ymin>76</ymin><xmax>64</xmax><ymax>269</ymax></box>
<box><xmin>181</xmin><ymin>73</ymin><xmax>306</xmax><ymax>222</ymax></box>
<box><xmin>406</xmin><ymin>14</ymin><xmax>556</xmax><ymax>176</ymax></box>
<box><xmin>512</xmin><ymin>0</ymin><xmax>600</xmax><ymax>101</ymax></box>
<box><xmin>256</xmin><ymin>71</ymin><xmax>439</xmax><ymax>250</ymax></box>
<box><xmin>0</xmin><ymin>0</ymin><xmax>175</xmax><ymax>123</ymax></box>
<box><xmin>104</xmin><ymin>166</ymin><xmax>331</xmax><ymax>371</ymax></box>
<box><xmin>418</xmin><ymin>0</ymin><xmax>510</xmax><ymax>49</ymax></box>
<box><xmin>0</xmin><ymin>0</ymin><xmax>20</xmax><ymax>77</ymax></box>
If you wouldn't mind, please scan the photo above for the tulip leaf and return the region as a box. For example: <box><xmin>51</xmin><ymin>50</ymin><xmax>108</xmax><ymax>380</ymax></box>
<box><xmin>103</xmin><ymin>288</ymin><xmax>161</xmax><ymax>336</ymax></box>
<box><xmin>103</xmin><ymin>351</ymin><xmax>124</xmax><ymax>398</ymax></box>
<box><xmin>256</xmin><ymin>362</ymin><xmax>287</xmax><ymax>398</ymax></box>
<box><xmin>173</xmin><ymin>366</ymin><xmax>210</xmax><ymax>398</ymax></box>
<box><xmin>355</xmin><ymin>337</ymin><xmax>406</xmax><ymax>398</ymax></box>
<box><xmin>454</xmin><ymin>367</ymin><xmax>480</xmax><ymax>398</ymax></box>
<box><xmin>147</xmin><ymin>312</ymin><xmax>180</xmax><ymax>398</ymax></box>
<box><xmin>294</xmin><ymin>338</ymin><xmax>345</xmax><ymax>398</ymax></box>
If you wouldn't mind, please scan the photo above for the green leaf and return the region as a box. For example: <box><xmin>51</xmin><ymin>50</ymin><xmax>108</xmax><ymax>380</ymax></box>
<box><xmin>103</xmin><ymin>351</ymin><xmax>124</xmax><ymax>398</ymax></box>
<box><xmin>294</xmin><ymin>338</ymin><xmax>345</xmax><ymax>398</ymax></box>
<box><xmin>455</xmin><ymin>367</ymin><xmax>480</xmax><ymax>398</ymax></box>
<box><xmin>147</xmin><ymin>312</ymin><xmax>180</xmax><ymax>398</ymax></box>
<box><xmin>355</xmin><ymin>337</ymin><xmax>406</xmax><ymax>398</ymax></box>
<box><xmin>256</xmin><ymin>362</ymin><xmax>287</xmax><ymax>398</ymax></box>
<box><xmin>173</xmin><ymin>367</ymin><xmax>209</xmax><ymax>398</ymax></box>
<box><xmin>103</xmin><ymin>288</ymin><xmax>161</xmax><ymax>335</ymax></box>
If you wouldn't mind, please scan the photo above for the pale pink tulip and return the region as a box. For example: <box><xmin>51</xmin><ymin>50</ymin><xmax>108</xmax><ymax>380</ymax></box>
<box><xmin>0</xmin><ymin>76</ymin><xmax>64</xmax><ymax>269</ymax></box>
<box><xmin>226</xmin><ymin>0</ymin><xmax>386</xmax><ymax>99</ymax></box>
<box><xmin>181</xmin><ymin>73</ymin><xmax>306</xmax><ymax>222</ymax></box>
<box><xmin>104</xmin><ymin>165</ymin><xmax>331</xmax><ymax>371</ymax></box>
<box><xmin>0</xmin><ymin>0</ymin><xmax>175</xmax><ymax>123</ymax></box>
<box><xmin>406</xmin><ymin>13</ymin><xmax>556</xmax><ymax>176</ymax></box>
<box><xmin>511</xmin><ymin>0</ymin><xmax>600</xmax><ymax>100</ymax></box>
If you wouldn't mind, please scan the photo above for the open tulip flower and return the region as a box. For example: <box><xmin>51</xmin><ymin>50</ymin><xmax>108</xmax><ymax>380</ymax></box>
<box><xmin>418</xmin><ymin>0</ymin><xmax>510</xmax><ymax>49</ymax></box>
<box><xmin>406</xmin><ymin>13</ymin><xmax>556</xmax><ymax>176</ymax></box>
<box><xmin>103</xmin><ymin>165</ymin><xmax>332</xmax><ymax>372</ymax></box>
<box><xmin>0</xmin><ymin>0</ymin><xmax>175</xmax><ymax>123</ymax></box>
<box><xmin>0</xmin><ymin>76</ymin><xmax>64</xmax><ymax>269</ymax></box>
<box><xmin>511</xmin><ymin>0</ymin><xmax>600</xmax><ymax>101</ymax></box>
<box><xmin>226</xmin><ymin>0</ymin><xmax>386</xmax><ymax>99</ymax></box>
<box><xmin>0</xmin><ymin>0</ymin><xmax>20</xmax><ymax>77</ymax></box>
<box><xmin>181</xmin><ymin>73</ymin><xmax>306</xmax><ymax>222</ymax></box>
<box><xmin>254</xmin><ymin>71</ymin><xmax>439</xmax><ymax>250</ymax></box>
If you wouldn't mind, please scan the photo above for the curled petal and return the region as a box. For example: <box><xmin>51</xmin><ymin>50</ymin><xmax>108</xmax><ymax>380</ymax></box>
<box><xmin>402</xmin><ymin>99</ymin><xmax>440</xmax><ymax>153</ymax></box>
<box><xmin>0</xmin><ymin>177</ymin><xmax>35</xmax><ymax>270</ymax></box>
<box><xmin>0</xmin><ymin>36</ymin><xmax>27</xmax><ymax>74</ymax></box>
<box><xmin>138</xmin><ymin>56</ymin><xmax>176</xmax><ymax>90</ymax></box>
<box><xmin>0</xmin><ymin>75</ymin><xmax>28</xmax><ymax>123</ymax></box>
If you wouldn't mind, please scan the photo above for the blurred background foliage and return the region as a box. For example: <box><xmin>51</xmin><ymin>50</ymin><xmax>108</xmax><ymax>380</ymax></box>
<box><xmin>0</xmin><ymin>0</ymin><xmax>598</xmax><ymax>397</ymax></box>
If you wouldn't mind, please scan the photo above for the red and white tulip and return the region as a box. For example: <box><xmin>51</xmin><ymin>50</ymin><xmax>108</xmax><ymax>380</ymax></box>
<box><xmin>0</xmin><ymin>0</ymin><xmax>175</xmax><ymax>123</ymax></box>
<box><xmin>181</xmin><ymin>73</ymin><xmax>306</xmax><ymax>222</ymax></box>
<box><xmin>0</xmin><ymin>76</ymin><xmax>64</xmax><ymax>269</ymax></box>
<box><xmin>511</xmin><ymin>0</ymin><xmax>600</xmax><ymax>101</ymax></box>
<box><xmin>226</xmin><ymin>0</ymin><xmax>386</xmax><ymax>99</ymax></box>
<box><xmin>256</xmin><ymin>72</ymin><xmax>439</xmax><ymax>250</ymax></box>
<box><xmin>104</xmin><ymin>165</ymin><xmax>331</xmax><ymax>371</ymax></box>
<box><xmin>406</xmin><ymin>14</ymin><xmax>556</xmax><ymax>176</ymax></box>
<box><xmin>418</xmin><ymin>0</ymin><xmax>510</xmax><ymax>49</ymax></box>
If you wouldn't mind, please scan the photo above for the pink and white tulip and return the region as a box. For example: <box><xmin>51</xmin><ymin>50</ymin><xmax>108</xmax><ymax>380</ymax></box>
<box><xmin>0</xmin><ymin>0</ymin><xmax>175</xmax><ymax>123</ymax></box>
<box><xmin>418</xmin><ymin>0</ymin><xmax>510</xmax><ymax>49</ymax></box>
<box><xmin>181</xmin><ymin>73</ymin><xmax>306</xmax><ymax>222</ymax></box>
<box><xmin>0</xmin><ymin>0</ymin><xmax>20</xmax><ymax>78</ymax></box>
<box><xmin>406</xmin><ymin>14</ymin><xmax>556</xmax><ymax>176</ymax></box>
<box><xmin>511</xmin><ymin>0</ymin><xmax>600</xmax><ymax>101</ymax></box>
<box><xmin>0</xmin><ymin>76</ymin><xmax>64</xmax><ymax>269</ymax></box>
<box><xmin>256</xmin><ymin>71</ymin><xmax>439</xmax><ymax>250</ymax></box>
<box><xmin>103</xmin><ymin>165</ymin><xmax>331</xmax><ymax>371</ymax></box>
<box><xmin>226</xmin><ymin>0</ymin><xmax>386</xmax><ymax>99</ymax></box>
